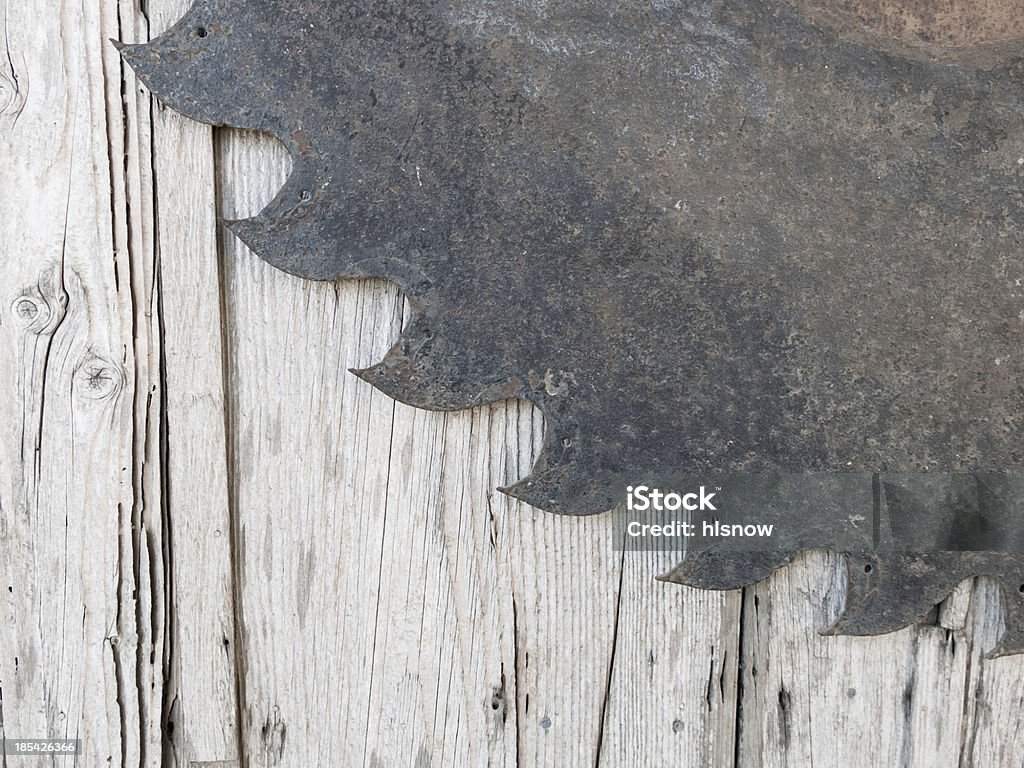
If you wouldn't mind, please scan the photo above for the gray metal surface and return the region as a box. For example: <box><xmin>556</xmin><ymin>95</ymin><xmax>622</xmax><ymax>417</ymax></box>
<box><xmin>120</xmin><ymin>0</ymin><xmax>1024</xmax><ymax>652</ymax></box>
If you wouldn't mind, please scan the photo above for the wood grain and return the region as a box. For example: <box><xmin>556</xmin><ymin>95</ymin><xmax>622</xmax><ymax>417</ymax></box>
<box><xmin>0</xmin><ymin>0</ymin><xmax>165</xmax><ymax>764</ymax></box>
<box><xmin>738</xmin><ymin>554</ymin><xmax>1024</xmax><ymax>767</ymax></box>
<box><xmin>1</xmin><ymin>1</ymin><xmax>1023</xmax><ymax>766</ymax></box>
<box><xmin>215</xmin><ymin>129</ymin><xmax>743</xmax><ymax>766</ymax></box>
<box><xmin>147</xmin><ymin>0</ymin><xmax>243</xmax><ymax>763</ymax></box>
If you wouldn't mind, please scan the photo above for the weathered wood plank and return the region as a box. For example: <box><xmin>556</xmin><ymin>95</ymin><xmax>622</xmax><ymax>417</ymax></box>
<box><xmin>215</xmin><ymin>128</ymin><xmax>403</xmax><ymax>768</ymax></box>
<box><xmin>6</xmin><ymin>2</ymin><xmax>1024</xmax><ymax>766</ymax></box>
<box><xmin>0</xmin><ymin>0</ymin><xmax>165</xmax><ymax>764</ymax></box>
<box><xmin>736</xmin><ymin>553</ymin><xmax>1024</xmax><ymax>767</ymax></box>
<box><xmin>215</xmin><ymin>128</ymin><xmax>742</xmax><ymax>768</ymax></box>
<box><xmin>958</xmin><ymin>581</ymin><xmax>1024</xmax><ymax>768</ymax></box>
<box><xmin>598</xmin><ymin>551</ymin><xmax>740</xmax><ymax>767</ymax></box>
<box><xmin>144</xmin><ymin>0</ymin><xmax>243</xmax><ymax>763</ymax></box>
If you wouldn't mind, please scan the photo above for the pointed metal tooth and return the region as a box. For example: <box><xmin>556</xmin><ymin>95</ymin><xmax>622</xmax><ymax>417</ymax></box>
<box><xmin>498</xmin><ymin>444</ymin><xmax>615</xmax><ymax>516</ymax></box>
<box><xmin>987</xmin><ymin>575</ymin><xmax>1024</xmax><ymax>658</ymax></box>
<box><xmin>660</xmin><ymin>550</ymin><xmax>795</xmax><ymax>591</ymax></box>
<box><xmin>114</xmin><ymin>41</ymin><xmax>167</xmax><ymax>92</ymax></box>
<box><xmin>352</xmin><ymin>320</ymin><xmax>523</xmax><ymax>411</ymax></box>
<box><xmin>497</xmin><ymin>411</ymin><xmax>594</xmax><ymax>514</ymax></box>
<box><xmin>499</xmin><ymin>469</ymin><xmax>574</xmax><ymax>514</ymax></box>
<box><xmin>223</xmin><ymin>209</ymin><xmax>349</xmax><ymax>280</ymax></box>
<box><xmin>115</xmin><ymin>39</ymin><xmax>170</xmax><ymax>91</ymax></box>
<box><xmin>111</xmin><ymin>39</ymin><xmax>143</xmax><ymax>57</ymax></box>
<box><xmin>223</xmin><ymin>213</ymin><xmax>276</xmax><ymax>257</ymax></box>
<box><xmin>826</xmin><ymin>553</ymin><xmax>970</xmax><ymax>636</ymax></box>
<box><xmin>988</xmin><ymin>627</ymin><xmax>1024</xmax><ymax>658</ymax></box>
<box><xmin>988</xmin><ymin>637</ymin><xmax>1024</xmax><ymax>659</ymax></box>
<box><xmin>222</xmin><ymin>165</ymin><xmax>425</xmax><ymax>283</ymax></box>
<box><xmin>499</xmin><ymin>446</ymin><xmax>579</xmax><ymax>514</ymax></box>
<box><xmin>117</xmin><ymin>21</ymin><xmax>259</xmax><ymax>128</ymax></box>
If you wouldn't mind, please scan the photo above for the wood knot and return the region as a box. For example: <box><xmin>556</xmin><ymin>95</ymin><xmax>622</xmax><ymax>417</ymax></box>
<box><xmin>73</xmin><ymin>356</ymin><xmax>124</xmax><ymax>401</ymax></box>
<box><xmin>12</xmin><ymin>295</ymin><xmax>44</xmax><ymax>324</ymax></box>
<box><xmin>14</xmin><ymin>269</ymin><xmax>69</xmax><ymax>333</ymax></box>
<box><xmin>0</xmin><ymin>68</ymin><xmax>23</xmax><ymax>118</ymax></box>
<box><xmin>10</xmin><ymin>291</ymin><xmax>66</xmax><ymax>335</ymax></box>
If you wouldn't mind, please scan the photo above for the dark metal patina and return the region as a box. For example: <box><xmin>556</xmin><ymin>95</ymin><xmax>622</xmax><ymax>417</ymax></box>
<box><xmin>121</xmin><ymin>0</ymin><xmax>1024</xmax><ymax>654</ymax></box>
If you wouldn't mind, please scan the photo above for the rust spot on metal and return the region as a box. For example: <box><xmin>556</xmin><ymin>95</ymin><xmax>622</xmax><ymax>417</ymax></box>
<box><xmin>790</xmin><ymin>0</ymin><xmax>1024</xmax><ymax>65</ymax></box>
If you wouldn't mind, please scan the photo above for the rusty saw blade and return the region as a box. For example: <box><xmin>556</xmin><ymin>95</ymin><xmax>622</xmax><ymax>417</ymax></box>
<box><xmin>120</xmin><ymin>0</ymin><xmax>1024</xmax><ymax>654</ymax></box>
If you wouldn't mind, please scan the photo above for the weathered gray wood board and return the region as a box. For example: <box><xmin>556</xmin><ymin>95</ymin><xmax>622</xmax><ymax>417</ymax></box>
<box><xmin>0</xmin><ymin>1</ymin><xmax>1022</xmax><ymax>766</ymax></box>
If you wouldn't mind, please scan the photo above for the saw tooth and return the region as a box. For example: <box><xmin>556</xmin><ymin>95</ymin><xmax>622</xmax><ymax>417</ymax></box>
<box><xmin>117</xmin><ymin>22</ymin><xmax>268</xmax><ymax>130</ymax></box>
<box><xmin>660</xmin><ymin>550</ymin><xmax>796</xmax><ymax>591</ymax></box>
<box><xmin>826</xmin><ymin>553</ymin><xmax>971</xmax><ymax>636</ymax></box>
<box><xmin>499</xmin><ymin>469</ymin><xmax>580</xmax><ymax>515</ymax></box>
<box><xmin>224</xmin><ymin>202</ymin><xmax>353</xmax><ymax>281</ymax></box>
<box><xmin>498</xmin><ymin>429</ymin><xmax>617</xmax><ymax>516</ymax></box>
<box><xmin>985</xmin><ymin>571</ymin><xmax>1024</xmax><ymax>658</ymax></box>
<box><xmin>224</xmin><ymin>204</ymin><xmax>394</xmax><ymax>283</ymax></box>
<box><xmin>223</xmin><ymin>170</ymin><xmax>439</xmax><ymax>288</ymax></box>
<box><xmin>988</xmin><ymin>634</ymin><xmax>1024</xmax><ymax>659</ymax></box>
<box><xmin>499</xmin><ymin>465</ymin><xmax>582</xmax><ymax>515</ymax></box>
<box><xmin>352</xmin><ymin>318</ymin><xmax>523</xmax><ymax>411</ymax></box>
